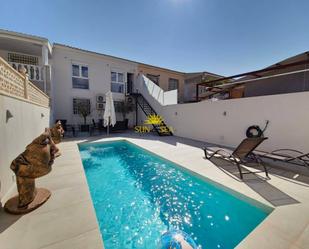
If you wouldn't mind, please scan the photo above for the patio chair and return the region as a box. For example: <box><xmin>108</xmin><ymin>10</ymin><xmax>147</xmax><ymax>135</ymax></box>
<box><xmin>257</xmin><ymin>149</ymin><xmax>309</xmax><ymax>168</ymax></box>
<box><xmin>203</xmin><ymin>137</ymin><xmax>269</xmax><ymax>179</ymax></box>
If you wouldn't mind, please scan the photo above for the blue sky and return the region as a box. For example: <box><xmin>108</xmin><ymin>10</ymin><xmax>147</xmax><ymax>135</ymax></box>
<box><xmin>1</xmin><ymin>0</ymin><xmax>308</xmax><ymax>75</ymax></box>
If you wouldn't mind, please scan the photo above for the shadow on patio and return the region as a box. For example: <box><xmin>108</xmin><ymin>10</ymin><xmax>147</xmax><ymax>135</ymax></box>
<box><xmin>0</xmin><ymin>206</ymin><xmax>22</xmax><ymax>234</ymax></box>
<box><xmin>208</xmin><ymin>157</ymin><xmax>304</xmax><ymax>207</ymax></box>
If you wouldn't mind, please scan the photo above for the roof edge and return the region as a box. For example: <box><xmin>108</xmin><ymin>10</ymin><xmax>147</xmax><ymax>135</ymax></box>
<box><xmin>0</xmin><ymin>29</ymin><xmax>49</xmax><ymax>42</ymax></box>
<box><xmin>0</xmin><ymin>29</ymin><xmax>52</xmax><ymax>54</ymax></box>
<box><xmin>53</xmin><ymin>43</ymin><xmax>187</xmax><ymax>75</ymax></box>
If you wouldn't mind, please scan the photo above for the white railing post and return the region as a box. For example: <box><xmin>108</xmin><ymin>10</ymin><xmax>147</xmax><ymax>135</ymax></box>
<box><xmin>42</xmin><ymin>65</ymin><xmax>47</xmax><ymax>93</ymax></box>
<box><xmin>9</xmin><ymin>62</ymin><xmax>43</xmax><ymax>81</ymax></box>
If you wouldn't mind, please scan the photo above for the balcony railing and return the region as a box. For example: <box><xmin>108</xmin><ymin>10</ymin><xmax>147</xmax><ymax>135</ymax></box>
<box><xmin>9</xmin><ymin>62</ymin><xmax>43</xmax><ymax>81</ymax></box>
<box><xmin>0</xmin><ymin>57</ymin><xmax>49</xmax><ymax>107</ymax></box>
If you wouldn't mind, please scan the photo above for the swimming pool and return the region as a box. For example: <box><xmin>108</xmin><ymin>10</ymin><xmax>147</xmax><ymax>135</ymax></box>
<box><xmin>79</xmin><ymin>140</ymin><xmax>272</xmax><ymax>249</ymax></box>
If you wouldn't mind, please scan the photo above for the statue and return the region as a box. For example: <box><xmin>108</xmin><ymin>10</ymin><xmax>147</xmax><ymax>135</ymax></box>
<box><xmin>49</xmin><ymin>120</ymin><xmax>64</xmax><ymax>157</ymax></box>
<box><xmin>4</xmin><ymin>131</ymin><xmax>58</xmax><ymax>214</ymax></box>
<box><xmin>50</xmin><ymin>120</ymin><xmax>64</xmax><ymax>144</ymax></box>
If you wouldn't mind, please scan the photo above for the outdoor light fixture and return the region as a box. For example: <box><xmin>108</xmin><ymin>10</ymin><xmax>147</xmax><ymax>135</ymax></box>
<box><xmin>41</xmin><ymin>113</ymin><xmax>45</xmax><ymax>118</ymax></box>
<box><xmin>223</xmin><ymin>111</ymin><xmax>227</xmax><ymax>116</ymax></box>
<box><xmin>6</xmin><ymin>110</ymin><xmax>13</xmax><ymax>122</ymax></box>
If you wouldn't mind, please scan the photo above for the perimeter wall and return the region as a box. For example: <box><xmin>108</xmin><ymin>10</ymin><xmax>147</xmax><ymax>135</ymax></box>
<box><xmin>138</xmin><ymin>75</ymin><xmax>309</xmax><ymax>152</ymax></box>
<box><xmin>0</xmin><ymin>57</ymin><xmax>50</xmax><ymax>203</ymax></box>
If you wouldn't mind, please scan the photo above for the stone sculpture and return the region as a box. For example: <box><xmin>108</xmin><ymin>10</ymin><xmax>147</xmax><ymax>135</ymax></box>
<box><xmin>4</xmin><ymin>131</ymin><xmax>58</xmax><ymax>214</ymax></box>
<box><xmin>50</xmin><ymin>120</ymin><xmax>64</xmax><ymax>144</ymax></box>
<box><xmin>49</xmin><ymin>120</ymin><xmax>64</xmax><ymax>157</ymax></box>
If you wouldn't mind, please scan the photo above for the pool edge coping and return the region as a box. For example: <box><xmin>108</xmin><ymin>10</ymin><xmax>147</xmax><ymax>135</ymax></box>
<box><xmin>78</xmin><ymin>139</ymin><xmax>275</xmax><ymax>248</ymax></box>
<box><xmin>75</xmin><ymin>135</ymin><xmax>309</xmax><ymax>249</ymax></box>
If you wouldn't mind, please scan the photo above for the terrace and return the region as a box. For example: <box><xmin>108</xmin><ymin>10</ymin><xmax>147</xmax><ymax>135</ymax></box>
<box><xmin>1</xmin><ymin>133</ymin><xmax>308</xmax><ymax>249</ymax></box>
<box><xmin>0</xmin><ymin>30</ymin><xmax>52</xmax><ymax>95</ymax></box>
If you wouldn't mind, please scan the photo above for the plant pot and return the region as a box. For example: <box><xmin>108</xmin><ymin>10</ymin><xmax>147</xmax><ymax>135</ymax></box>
<box><xmin>80</xmin><ymin>124</ymin><xmax>90</xmax><ymax>132</ymax></box>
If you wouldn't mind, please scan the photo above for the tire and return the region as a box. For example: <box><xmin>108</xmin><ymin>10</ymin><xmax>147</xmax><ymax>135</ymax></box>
<box><xmin>246</xmin><ymin>125</ymin><xmax>263</xmax><ymax>138</ymax></box>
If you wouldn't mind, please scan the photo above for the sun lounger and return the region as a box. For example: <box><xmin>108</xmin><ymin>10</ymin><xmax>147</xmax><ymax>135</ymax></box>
<box><xmin>203</xmin><ymin>137</ymin><xmax>269</xmax><ymax>179</ymax></box>
<box><xmin>257</xmin><ymin>149</ymin><xmax>309</xmax><ymax>168</ymax></box>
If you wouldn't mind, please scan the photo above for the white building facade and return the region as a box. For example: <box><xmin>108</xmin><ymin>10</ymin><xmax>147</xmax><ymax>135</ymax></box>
<box><xmin>0</xmin><ymin>30</ymin><xmax>142</xmax><ymax>128</ymax></box>
<box><xmin>52</xmin><ymin>44</ymin><xmax>138</xmax><ymax>127</ymax></box>
<box><xmin>0</xmin><ymin>30</ymin><xmax>199</xmax><ymax>129</ymax></box>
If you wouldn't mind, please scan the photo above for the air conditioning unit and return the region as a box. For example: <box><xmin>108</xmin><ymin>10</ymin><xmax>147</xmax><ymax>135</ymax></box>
<box><xmin>96</xmin><ymin>94</ymin><xmax>104</xmax><ymax>103</ymax></box>
<box><xmin>96</xmin><ymin>103</ymin><xmax>104</xmax><ymax>110</ymax></box>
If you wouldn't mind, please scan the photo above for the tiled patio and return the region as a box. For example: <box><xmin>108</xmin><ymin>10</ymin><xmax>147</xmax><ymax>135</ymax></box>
<box><xmin>1</xmin><ymin>133</ymin><xmax>308</xmax><ymax>249</ymax></box>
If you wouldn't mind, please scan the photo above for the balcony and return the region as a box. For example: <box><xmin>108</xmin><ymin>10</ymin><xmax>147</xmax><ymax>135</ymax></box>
<box><xmin>0</xmin><ymin>30</ymin><xmax>52</xmax><ymax>94</ymax></box>
<box><xmin>0</xmin><ymin>56</ymin><xmax>49</xmax><ymax>107</ymax></box>
<box><xmin>9</xmin><ymin>62</ymin><xmax>43</xmax><ymax>82</ymax></box>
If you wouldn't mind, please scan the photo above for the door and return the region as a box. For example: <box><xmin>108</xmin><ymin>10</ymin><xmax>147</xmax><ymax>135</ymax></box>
<box><xmin>126</xmin><ymin>73</ymin><xmax>134</xmax><ymax>94</ymax></box>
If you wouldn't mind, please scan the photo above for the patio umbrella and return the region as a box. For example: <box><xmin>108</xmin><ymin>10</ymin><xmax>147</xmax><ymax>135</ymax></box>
<box><xmin>103</xmin><ymin>91</ymin><xmax>116</xmax><ymax>135</ymax></box>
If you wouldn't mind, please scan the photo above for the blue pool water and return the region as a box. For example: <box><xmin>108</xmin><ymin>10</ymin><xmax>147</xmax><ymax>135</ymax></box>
<box><xmin>79</xmin><ymin>140</ymin><xmax>271</xmax><ymax>249</ymax></box>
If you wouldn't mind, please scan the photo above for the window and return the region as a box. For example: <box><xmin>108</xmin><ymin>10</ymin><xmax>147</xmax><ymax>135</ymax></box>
<box><xmin>199</xmin><ymin>86</ymin><xmax>208</xmax><ymax>94</ymax></box>
<box><xmin>147</xmin><ymin>74</ymin><xmax>159</xmax><ymax>86</ymax></box>
<box><xmin>111</xmin><ymin>72</ymin><xmax>117</xmax><ymax>82</ymax></box>
<box><xmin>111</xmin><ymin>71</ymin><xmax>125</xmax><ymax>93</ymax></box>
<box><xmin>8</xmin><ymin>53</ymin><xmax>38</xmax><ymax>65</ymax></box>
<box><xmin>73</xmin><ymin>98</ymin><xmax>91</xmax><ymax>114</ymax></box>
<box><xmin>113</xmin><ymin>101</ymin><xmax>123</xmax><ymax>111</ymax></box>
<box><xmin>72</xmin><ymin>64</ymin><xmax>89</xmax><ymax>89</ymax></box>
<box><xmin>168</xmin><ymin>78</ymin><xmax>179</xmax><ymax>90</ymax></box>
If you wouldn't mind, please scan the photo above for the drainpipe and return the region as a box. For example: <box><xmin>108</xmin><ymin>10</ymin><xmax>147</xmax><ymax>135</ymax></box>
<box><xmin>42</xmin><ymin>45</ymin><xmax>49</xmax><ymax>93</ymax></box>
<box><xmin>196</xmin><ymin>84</ymin><xmax>199</xmax><ymax>102</ymax></box>
<box><xmin>135</xmin><ymin>96</ymin><xmax>138</xmax><ymax>126</ymax></box>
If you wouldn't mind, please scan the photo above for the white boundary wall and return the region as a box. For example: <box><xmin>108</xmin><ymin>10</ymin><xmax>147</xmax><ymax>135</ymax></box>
<box><xmin>135</xmin><ymin>74</ymin><xmax>178</xmax><ymax>126</ymax></box>
<box><xmin>162</xmin><ymin>92</ymin><xmax>309</xmax><ymax>152</ymax></box>
<box><xmin>0</xmin><ymin>95</ymin><xmax>50</xmax><ymax>203</ymax></box>
<box><xmin>137</xmin><ymin>75</ymin><xmax>178</xmax><ymax>108</ymax></box>
<box><xmin>135</xmin><ymin>74</ymin><xmax>309</xmax><ymax>152</ymax></box>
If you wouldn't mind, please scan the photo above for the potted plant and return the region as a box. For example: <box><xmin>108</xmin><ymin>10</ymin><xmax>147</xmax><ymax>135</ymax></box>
<box><xmin>115</xmin><ymin>98</ymin><xmax>135</xmax><ymax>129</ymax></box>
<box><xmin>77</xmin><ymin>101</ymin><xmax>91</xmax><ymax>132</ymax></box>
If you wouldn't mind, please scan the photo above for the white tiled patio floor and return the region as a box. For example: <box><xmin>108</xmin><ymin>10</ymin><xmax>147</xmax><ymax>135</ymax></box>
<box><xmin>1</xmin><ymin>133</ymin><xmax>308</xmax><ymax>249</ymax></box>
